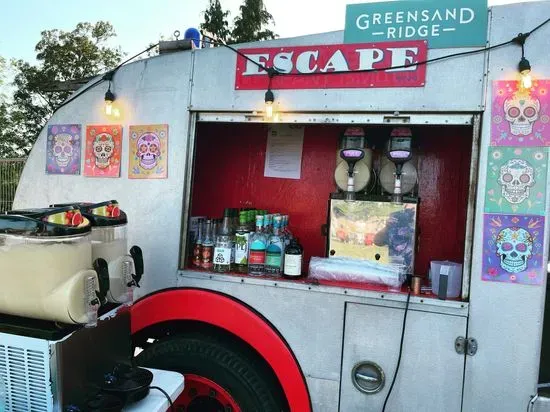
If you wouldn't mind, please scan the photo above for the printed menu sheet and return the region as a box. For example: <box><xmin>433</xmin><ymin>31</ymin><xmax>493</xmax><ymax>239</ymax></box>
<box><xmin>264</xmin><ymin>125</ymin><xmax>304</xmax><ymax>180</ymax></box>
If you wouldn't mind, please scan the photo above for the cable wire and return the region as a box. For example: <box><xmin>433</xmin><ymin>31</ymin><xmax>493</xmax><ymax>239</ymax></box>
<box><xmin>203</xmin><ymin>17</ymin><xmax>550</xmax><ymax>78</ymax></box>
<box><xmin>49</xmin><ymin>42</ymin><xmax>160</xmax><ymax>117</ymax></box>
<box><xmin>382</xmin><ymin>290</ymin><xmax>412</xmax><ymax>412</ymax></box>
<box><xmin>150</xmin><ymin>386</ymin><xmax>175</xmax><ymax>411</ymax></box>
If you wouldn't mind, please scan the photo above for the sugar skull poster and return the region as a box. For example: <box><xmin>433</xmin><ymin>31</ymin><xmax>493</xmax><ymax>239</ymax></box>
<box><xmin>491</xmin><ymin>80</ymin><xmax>550</xmax><ymax>146</ymax></box>
<box><xmin>84</xmin><ymin>125</ymin><xmax>122</xmax><ymax>177</ymax></box>
<box><xmin>485</xmin><ymin>147</ymin><xmax>547</xmax><ymax>214</ymax></box>
<box><xmin>46</xmin><ymin>124</ymin><xmax>81</xmax><ymax>175</ymax></box>
<box><xmin>482</xmin><ymin>214</ymin><xmax>545</xmax><ymax>285</ymax></box>
<box><xmin>128</xmin><ymin>124</ymin><xmax>168</xmax><ymax>179</ymax></box>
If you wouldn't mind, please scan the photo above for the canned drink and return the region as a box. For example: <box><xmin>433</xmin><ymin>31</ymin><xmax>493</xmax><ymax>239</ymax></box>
<box><xmin>412</xmin><ymin>276</ymin><xmax>422</xmax><ymax>295</ymax></box>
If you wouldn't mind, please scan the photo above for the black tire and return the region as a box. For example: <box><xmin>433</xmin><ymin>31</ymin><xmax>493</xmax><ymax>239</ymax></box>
<box><xmin>136</xmin><ymin>333</ymin><xmax>288</xmax><ymax>412</ymax></box>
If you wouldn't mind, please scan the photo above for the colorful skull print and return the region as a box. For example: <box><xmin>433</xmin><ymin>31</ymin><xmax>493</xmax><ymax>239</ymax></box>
<box><xmin>495</xmin><ymin>227</ymin><xmax>533</xmax><ymax>273</ymax></box>
<box><xmin>93</xmin><ymin>133</ymin><xmax>115</xmax><ymax>169</ymax></box>
<box><xmin>497</xmin><ymin>159</ymin><xmax>535</xmax><ymax>204</ymax></box>
<box><xmin>137</xmin><ymin>133</ymin><xmax>161</xmax><ymax>170</ymax></box>
<box><xmin>504</xmin><ymin>94</ymin><xmax>540</xmax><ymax>136</ymax></box>
<box><xmin>52</xmin><ymin>133</ymin><xmax>74</xmax><ymax>168</ymax></box>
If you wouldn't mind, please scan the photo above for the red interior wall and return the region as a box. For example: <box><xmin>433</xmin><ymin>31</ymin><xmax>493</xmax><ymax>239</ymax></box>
<box><xmin>191</xmin><ymin>122</ymin><xmax>472</xmax><ymax>276</ymax></box>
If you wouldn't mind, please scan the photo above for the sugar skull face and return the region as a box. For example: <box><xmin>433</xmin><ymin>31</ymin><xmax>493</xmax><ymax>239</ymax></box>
<box><xmin>496</xmin><ymin>227</ymin><xmax>533</xmax><ymax>273</ymax></box>
<box><xmin>93</xmin><ymin>133</ymin><xmax>115</xmax><ymax>169</ymax></box>
<box><xmin>52</xmin><ymin>134</ymin><xmax>74</xmax><ymax>168</ymax></box>
<box><xmin>504</xmin><ymin>95</ymin><xmax>540</xmax><ymax>136</ymax></box>
<box><xmin>497</xmin><ymin>159</ymin><xmax>535</xmax><ymax>204</ymax></box>
<box><xmin>137</xmin><ymin>133</ymin><xmax>160</xmax><ymax>170</ymax></box>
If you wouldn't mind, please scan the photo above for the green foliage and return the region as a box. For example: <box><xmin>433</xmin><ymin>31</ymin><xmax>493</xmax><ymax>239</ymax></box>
<box><xmin>200</xmin><ymin>0</ymin><xmax>277</xmax><ymax>45</ymax></box>
<box><xmin>231</xmin><ymin>0</ymin><xmax>277</xmax><ymax>44</ymax></box>
<box><xmin>4</xmin><ymin>21</ymin><xmax>123</xmax><ymax>157</ymax></box>
<box><xmin>200</xmin><ymin>0</ymin><xmax>231</xmax><ymax>44</ymax></box>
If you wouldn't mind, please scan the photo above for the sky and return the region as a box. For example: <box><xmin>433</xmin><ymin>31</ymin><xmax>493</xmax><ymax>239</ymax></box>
<box><xmin>0</xmin><ymin>0</ymin><xmax>541</xmax><ymax>65</ymax></box>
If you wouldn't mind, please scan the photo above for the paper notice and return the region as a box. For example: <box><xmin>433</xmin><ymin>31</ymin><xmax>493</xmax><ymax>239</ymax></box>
<box><xmin>264</xmin><ymin>125</ymin><xmax>304</xmax><ymax>180</ymax></box>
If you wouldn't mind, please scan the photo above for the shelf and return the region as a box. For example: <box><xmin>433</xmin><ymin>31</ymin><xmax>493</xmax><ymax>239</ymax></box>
<box><xmin>178</xmin><ymin>269</ymin><xmax>468</xmax><ymax>313</ymax></box>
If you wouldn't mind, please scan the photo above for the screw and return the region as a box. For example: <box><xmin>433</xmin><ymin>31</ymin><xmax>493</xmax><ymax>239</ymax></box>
<box><xmin>209</xmin><ymin>389</ymin><xmax>217</xmax><ymax>397</ymax></box>
<box><xmin>189</xmin><ymin>388</ymin><xmax>198</xmax><ymax>397</ymax></box>
<box><xmin>225</xmin><ymin>406</ymin><xmax>233</xmax><ymax>412</ymax></box>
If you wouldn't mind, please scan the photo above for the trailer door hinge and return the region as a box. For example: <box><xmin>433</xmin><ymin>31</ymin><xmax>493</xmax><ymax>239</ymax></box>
<box><xmin>455</xmin><ymin>336</ymin><xmax>478</xmax><ymax>356</ymax></box>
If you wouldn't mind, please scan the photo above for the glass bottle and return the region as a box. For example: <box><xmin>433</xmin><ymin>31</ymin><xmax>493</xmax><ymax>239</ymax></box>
<box><xmin>248</xmin><ymin>215</ymin><xmax>268</xmax><ymax>276</ymax></box>
<box><xmin>265</xmin><ymin>216</ymin><xmax>284</xmax><ymax>276</ymax></box>
<box><xmin>283</xmin><ymin>237</ymin><xmax>304</xmax><ymax>279</ymax></box>
<box><xmin>264</xmin><ymin>214</ymin><xmax>273</xmax><ymax>235</ymax></box>
<box><xmin>201</xmin><ymin>219</ymin><xmax>214</xmax><ymax>271</ymax></box>
<box><xmin>214</xmin><ymin>209</ymin><xmax>234</xmax><ymax>273</ymax></box>
<box><xmin>192</xmin><ymin>218</ymin><xmax>204</xmax><ymax>268</ymax></box>
<box><xmin>234</xmin><ymin>211</ymin><xmax>250</xmax><ymax>273</ymax></box>
<box><xmin>284</xmin><ymin>215</ymin><xmax>293</xmax><ymax>242</ymax></box>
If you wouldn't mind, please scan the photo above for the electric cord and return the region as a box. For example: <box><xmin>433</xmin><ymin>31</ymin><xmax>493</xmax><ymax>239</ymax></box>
<box><xmin>382</xmin><ymin>289</ymin><xmax>412</xmax><ymax>412</ymax></box>
<box><xmin>202</xmin><ymin>17</ymin><xmax>550</xmax><ymax>78</ymax></box>
<box><xmin>50</xmin><ymin>42</ymin><xmax>160</xmax><ymax>117</ymax></box>
<box><xmin>150</xmin><ymin>386</ymin><xmax>175</xmax><ymax>411</ymax></box>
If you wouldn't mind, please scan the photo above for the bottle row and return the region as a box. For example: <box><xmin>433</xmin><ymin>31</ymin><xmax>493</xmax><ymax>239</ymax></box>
<box><xmin>190</xmin><ymin>208</ymin><xmax>304</xmax><ymax>279</ymax></box>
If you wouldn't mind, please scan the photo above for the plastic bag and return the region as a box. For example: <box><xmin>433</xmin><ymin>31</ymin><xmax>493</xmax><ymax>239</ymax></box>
<box><xmin>308</xmin><ymin>256</ymin><xmax>406</xmax><ymax>288</ymax></box>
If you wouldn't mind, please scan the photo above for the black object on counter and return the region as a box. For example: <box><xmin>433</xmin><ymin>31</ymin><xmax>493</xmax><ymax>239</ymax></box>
<box><xmin>101</xmin><ymin>364</ymin><xmax>154</xmax><ymax>405</ymax></box>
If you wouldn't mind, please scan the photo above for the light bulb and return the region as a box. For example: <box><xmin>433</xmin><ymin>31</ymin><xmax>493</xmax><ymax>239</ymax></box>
<box><xmin>521</xmin><ymin>71</ymin><xmax>532</xmax><ymax>89</ymax></box>
<box><xmin>265</xmin><ymin>101</ymin><xmax>273</xmax><ymax>118</ymax></box>
<box><xmin>105</xmin><ymin>101</ymin><xmax>113</xmax><ymax>116</ymax></box>
<box><xmin>113</xmin><ymin>107</ymin><xmax>121</xmax><ymax>118</ymax></box>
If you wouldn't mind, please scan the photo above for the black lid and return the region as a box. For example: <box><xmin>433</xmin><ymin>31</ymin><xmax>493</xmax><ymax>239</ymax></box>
<box><xmin>50</xmin><ymin>200</ymin><xmax>128</xmax><ymax>227</ymax></box>
<box><xmin>2</xmin><ymin>206</ymin><xmax>91</xmax><ymax>237</ymax></box>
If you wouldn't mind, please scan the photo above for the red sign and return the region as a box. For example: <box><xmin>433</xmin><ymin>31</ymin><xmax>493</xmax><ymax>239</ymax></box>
<box><xmin>235</xmin><ymin>40</ymin><xmax>427</xmax><ymax>90</ymax></box>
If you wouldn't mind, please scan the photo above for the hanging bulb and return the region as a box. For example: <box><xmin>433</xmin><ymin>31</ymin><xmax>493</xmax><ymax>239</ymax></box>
<box><xmin>519</xmin><ymin>57</ymin><xmax>532</xmax><ymax>89</ymax></box>
<box><xmin>104</xmin><ymin>87</ymin><xmax>115</xmax><ymax>116</ymax></box>
<box><xmin>264</xmin><ymin>89</ymin><xmax>274</xmax><ymax>119</ymax></box>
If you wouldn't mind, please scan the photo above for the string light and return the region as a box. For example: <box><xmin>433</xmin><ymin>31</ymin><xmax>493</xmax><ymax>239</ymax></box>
<box><xmin>104</xmin><ymin>83</ymin><xmax>115</xmax><ymax>116</ymax></box>
<box><xmin>264</xmin><ymin>89</ymin><xmax>274</xmax><ymax>118</ymax></box>
<box><xmin>513</xmin><ymin>32</ymin><xmax>533</xmax><ymax>90</ymax></box>
<box><xmin>264</xmin><ymin>68</ymin><xmax>278</xmax><ymax>119</ymax></box>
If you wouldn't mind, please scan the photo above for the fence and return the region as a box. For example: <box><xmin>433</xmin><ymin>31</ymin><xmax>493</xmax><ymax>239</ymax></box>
<box><xmin>0</xmin><ymin>158</ymin><xmax>26</xmax><ymax>213</ymax></box>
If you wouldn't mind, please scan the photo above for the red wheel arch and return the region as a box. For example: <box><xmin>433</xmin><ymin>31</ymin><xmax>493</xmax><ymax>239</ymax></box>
<box><xmin>131</xmin><ymin>288</ymin><xmax>312</xmax><ymax>412</ymax></box>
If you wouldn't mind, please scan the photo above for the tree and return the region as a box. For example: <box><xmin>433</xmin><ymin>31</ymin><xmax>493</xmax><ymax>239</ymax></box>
<box><xmin>200</xmin><ymin>0</ymin><xmax>231</xmax><ymax>44</ymax></box>
<box><xmin>7</xmin><ymin>22</ymin><xmax>123</xmax><ymax>155</ymax></box>
<box><xmin>230</xmin><ymin>0</ymin><xmax>277</xmax><ymax>44</ymax></box>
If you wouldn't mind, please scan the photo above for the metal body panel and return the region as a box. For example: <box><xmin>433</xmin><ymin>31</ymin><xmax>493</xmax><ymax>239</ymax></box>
<box><xmin>14</xmin><ymin>52</ymin><xmax>194</xmax><ymax>299</ymax></box>
<box><xmin>190</xmin><ymin>34</ymin><xmax>485</xmax><ymax>113</ymax></box>
<box><xmin>340</xmin><ymin>303</ymin><xmax>466</xmax><ymax>412</ymax></box>
<box><xmin>178</xmin><ymin>271</ymin><xmax>468</xmax><ymax>410</ymax></box>
<box><xmin>463</xmin><ymin>3</ymin><xmax>550</xmax><ymax>412</ymax></box>
<box><xmin>305</xmin><ymin>377</ymin><xmax>339</xmax><ymax>412</ymax></box>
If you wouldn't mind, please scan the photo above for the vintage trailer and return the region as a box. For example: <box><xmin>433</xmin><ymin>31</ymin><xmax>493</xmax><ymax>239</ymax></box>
<box><xmin>12</xmin><ymin>1</ymin><xmax>550</xmax><ymax>411</ymax></box>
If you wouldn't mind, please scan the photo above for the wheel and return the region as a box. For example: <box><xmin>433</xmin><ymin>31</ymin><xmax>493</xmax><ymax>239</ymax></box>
<box><xmin>136</xmin><ymin>332</ymin><xmax>288</xmax><ymax>412</ymax></box>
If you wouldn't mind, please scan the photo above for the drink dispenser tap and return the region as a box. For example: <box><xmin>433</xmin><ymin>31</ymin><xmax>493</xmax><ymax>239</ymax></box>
<box><xmin>129</xmin><ymin>246</ymin><xmax>143</xmax><ymax>288</ymax></box>
<box><xmin>339</xmin><ymin>148</ymin><xmax>365</xmax><ymax>202</ymax></box>
<box><xmin>93</xmin><ymin>258</ymin><xmax>111</xmax><ymax>306</ymax></box>
<box><xmin>50</xmin><ymin>201</ymin><xmax>142</xmax><ymax>304</ymax></box>
<box><xmin>385</xmin><ymin>128</ymin><xmax>414</xmax><ymax>204</ymax></box>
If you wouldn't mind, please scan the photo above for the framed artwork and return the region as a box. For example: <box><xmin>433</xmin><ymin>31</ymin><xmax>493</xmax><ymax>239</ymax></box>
<box><xmin>485</xmin><ymin>147</ymin><xmax>547</xmax><ymax>214</ymax></box>
<box><xmin>482</xmin><ymin>213</ymin><xmax>545</xmax><ymax>286</ymax></box>
<box><xmin>84</xmin><ymin>125</ymin><xmax>122</xmax><ymax>177</ymax></box>
<box><xmin>491</xmin><ymin>80</ymin><xmax>550</xmax><ymax>146</ymax></box>
<box><xmin>46</xmin><ymin>124</ymin><xmax>81</xmax><ymax>175</ymax></box>
<box><xmin>128</xmin><ymin>124</ymin><xmax>168</xmax><ymax>179</ymax></box>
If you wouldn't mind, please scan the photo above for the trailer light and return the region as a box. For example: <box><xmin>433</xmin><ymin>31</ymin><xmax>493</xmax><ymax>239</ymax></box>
<box><xmin>519</xmin><ymin>57</ymin><xmax>532</xmax><ymax>90</ymax></box>
<box><xmin>104</xmin><ymin>86</ymin><xmax>115</xmax><ymax>116</ymax></box>
<box><xmin>265</xmin><ymin>88</ymin><xmax>274</xmax><ymax>119</ymax></box>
